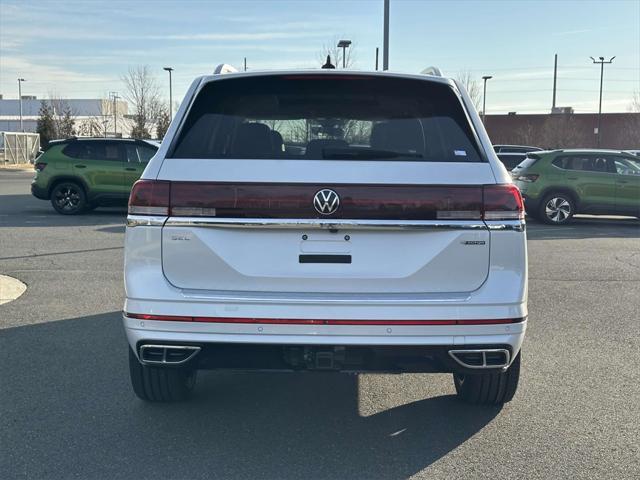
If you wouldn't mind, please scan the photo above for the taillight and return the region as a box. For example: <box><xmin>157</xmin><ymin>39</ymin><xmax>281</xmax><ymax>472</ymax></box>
<box><xmin>128</xmin><ymin>180</ymin><xmax>170</xmax><ymax>215</ymax></box>
<box><xmin>482</xmin><ymin>184</ymin><xmax>524</xmax><ymax>220</ymax></box>
<box><xmin>514</xmin><ymin>174</ymin><xmax>539</xmax><ymax>183</ymax></box>
<box><xmin>127</xmin><ymin>181</ymin><xmax>524</xmax><ymax>221</ymax></box>
<box><xmin>35</xmin><ymin>162</ymin><xmax>47</xmax><ymax>171</ymax></box>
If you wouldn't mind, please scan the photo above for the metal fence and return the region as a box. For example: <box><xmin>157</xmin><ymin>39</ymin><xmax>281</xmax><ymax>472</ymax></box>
<box><xmin>0</xmin><ymin>132</ymin><xmax>41</xmax><ymax>164</ymax></box>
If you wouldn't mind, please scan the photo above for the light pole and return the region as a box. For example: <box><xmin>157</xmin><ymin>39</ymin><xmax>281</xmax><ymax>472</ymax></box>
<box><xmin>163</xmin><ymin>67</ymin><xmax>174</xmax><ymax>118</ymax></box>
<box><xmin>110</xmin><ymin>91</ymin><xmax>119</xmax><ymax>137</ymax></box>
<box><xmin>590</xmin><ymin>56</ymin><xmax>615</xmax><ymax>148</ymax></box>
<box><xmin>337</xmin><ymin>40</ymin><xmax>352</xmax><ymax>68</ymax></box>
<box><xmin>383</xmin><ymin>0</ymin><xmax>389</xmax><ymax>70</ymax></box>
<box><xmin>482</xmin><ymin>75</ymin><xmax>492</xmax><ymax>124</ymax></box>
<box><xmin>17</xmin><ymin>78</ymin><xmax>26</xmax><ymax>131</ymax></box>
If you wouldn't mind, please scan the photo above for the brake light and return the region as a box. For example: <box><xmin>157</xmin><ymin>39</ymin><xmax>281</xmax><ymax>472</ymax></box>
<box><xmin>34</xmin><ymin>162</ymin><xmax>47</xmax><ymax>171</ymax></box>
<box><xmin>514</xmin><ymin>174</ymin><xmax>539</xmax><ymax>183</ymax></box>
<box><xmin>482</xmin><ymin>184</ymin><xmax>524</xmax><ymax>220</ymax></box>
<box><xmin>128</xmin><ymin>180</ymin><xmax>170</xmax><ymax>215</ymax></box>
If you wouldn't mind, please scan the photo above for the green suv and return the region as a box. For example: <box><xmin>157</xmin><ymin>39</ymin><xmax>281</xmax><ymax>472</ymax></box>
<box><xmin>512</xmin><ymin>149</ymin><xmax>640</xmax><ymax>224</ymax></box>
<box><xmin>31</xmin><ymin>138</ymin><xmax>159</xmax><ymax>214</ymax></box>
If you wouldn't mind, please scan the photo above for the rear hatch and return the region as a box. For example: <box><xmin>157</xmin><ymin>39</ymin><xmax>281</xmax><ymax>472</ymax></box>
<box><xmin>138</xmin><ymin>73</ymin><xmax>520</xmax><ymax>295</ymax></box>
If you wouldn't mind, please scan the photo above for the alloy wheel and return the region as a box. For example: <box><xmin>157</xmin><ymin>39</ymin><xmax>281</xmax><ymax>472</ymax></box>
<box><xmin>544</xmin><ymin>196</ymin><xmax>571</xmax><ymax>223</ymax></box>
<box><xmin>54</xmin><ymin>186</ymin><xmax>81</xmax><ymax>212</ymax></box>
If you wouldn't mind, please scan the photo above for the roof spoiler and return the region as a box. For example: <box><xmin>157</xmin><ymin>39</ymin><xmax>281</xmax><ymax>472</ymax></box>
<box><xmin>213</xmin><ymin>64</ymin><xmax>238</xmax><ymax>75</ymax></box>
<box><xmin>420</xmin><ymin>66</ymin><xmax>443</xmax><ymax>77</ymax></box>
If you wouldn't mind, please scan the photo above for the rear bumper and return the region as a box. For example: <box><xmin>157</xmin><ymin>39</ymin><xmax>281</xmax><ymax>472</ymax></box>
<box><xmin>522</xmin><ymin>193</ymin><xmax>541</xmax><ymax>213</ymax></box>
<box><xmin>131</xmin><ymin>341</ymin><xmax>518</xmax><ymax>374</ymax></box>
<box><xmin>31</xmin><ymin>183</ymin><xmax>49</xmax><ymax>200</ymax></box>
<box><xmin>123</xmin><ymin>313</ymin><xmax>526</xmax><ymax>372</ymax></box>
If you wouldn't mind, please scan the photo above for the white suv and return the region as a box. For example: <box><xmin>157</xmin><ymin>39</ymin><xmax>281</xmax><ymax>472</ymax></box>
<box><xmin>124</xmin><ymin>68</ymin><xmax>527</xmax><ymax>405</ymax></box>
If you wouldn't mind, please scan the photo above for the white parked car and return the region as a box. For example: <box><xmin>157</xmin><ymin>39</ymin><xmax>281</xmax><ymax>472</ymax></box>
<box><xmin>124</xmin><ymin>67</ymin><xmax>528</xmax><ymax>405</ymax></box>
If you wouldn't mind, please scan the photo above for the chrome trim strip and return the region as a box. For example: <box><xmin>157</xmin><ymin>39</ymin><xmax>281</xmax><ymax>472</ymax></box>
<box><xmin>138</xmin><ymin>344</ymin><xmax>201</xmax><ymax>365</ymax></box>
<box><xmin>164</xmin><ymin>217</ymin><xmax>487</xmax><ymax>231</ymax></box>
<box><xmin>127</xmin><ymin>215</ymin><xmax>167</xmax><ymax>227</ymax></box>
<box><xmin>179</xmin><ymin>289</ymin><xmax>472</xmax><ymax>304</ymax></box>
<box><xmin>484</xmin><ymin>220</ymin><xmax>526</xmax><ymax>232</ymax></box>
<box><xmin>448</xmin><ymin>348</ymin><xmax>511</xmax><ymax>369</ymax></box>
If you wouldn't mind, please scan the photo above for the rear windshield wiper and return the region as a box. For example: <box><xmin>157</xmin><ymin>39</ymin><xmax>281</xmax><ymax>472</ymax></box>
<box><xmin>321</xmin><ymin>148</ymin><xmax>423</xmax><ymax>160</ymax></box>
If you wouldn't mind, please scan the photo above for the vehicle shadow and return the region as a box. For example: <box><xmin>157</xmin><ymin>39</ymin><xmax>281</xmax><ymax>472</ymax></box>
<box><xmin>0</xmin><ymin>312</ymin><xmax>501</xmax><ymax>480</ymax></box>
<box><xmin>0</xmin><ymin>194</ymin><xmax>126</xmax><ymax>229</ymax></box>
<box><xmin>526</xmin><ymin>215</ymin><xmax>640</xmax><ymax>240</ymax></box>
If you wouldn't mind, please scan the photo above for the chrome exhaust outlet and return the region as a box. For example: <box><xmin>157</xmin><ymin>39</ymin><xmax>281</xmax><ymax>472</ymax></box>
<box><xmin>139</xmin><ymin>344</ymin><xmax>201</xmax><ymax>365</ymax></box>
<box><xmin>448</xmin><ymin>349</ymin><xmax>511</xmax><ymax>369</ymax></box>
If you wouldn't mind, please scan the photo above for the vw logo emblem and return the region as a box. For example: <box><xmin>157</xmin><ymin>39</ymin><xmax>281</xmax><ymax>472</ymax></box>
<box><xmin>313</xmin><ymin>189</ymin><xmax>340</xmax><ymax>215</ymax></box>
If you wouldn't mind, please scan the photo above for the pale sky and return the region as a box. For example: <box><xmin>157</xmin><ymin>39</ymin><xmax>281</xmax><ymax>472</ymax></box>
<box><xmin>1</xmin><ymin>0</ymin><xmax>639</xmax><ymax>114</ymax></box>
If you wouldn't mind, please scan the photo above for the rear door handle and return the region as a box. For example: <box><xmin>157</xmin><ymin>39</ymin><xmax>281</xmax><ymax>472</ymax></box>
<box><xmin>125</xmin><ymin>167</ymin><xmax>136</xmax><ymax>171</ymax></box>
<box><xmin>617</xmin><ymin>180</ymin><xmax>629</xmax><ymax>184</ymax></box>
<box><xmin>567</xmin><ymin>177</ymin><xmax>578</xmax><ymax>180</ymax></box>
<box><xmin>74</xmin><ymin>164</ymin><xmax>86</xmax><ymax>169</ymax></box>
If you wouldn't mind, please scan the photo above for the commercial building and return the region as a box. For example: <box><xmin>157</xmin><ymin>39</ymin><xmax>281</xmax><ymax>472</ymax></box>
<box><xmin>0</xmin><ymin>97</ymin><xmax>128</xmax><ymax>137</ymax></box>
<box><xmin>485</xmin><ymin>112</ymin><xmax>639</xmax><ymax>150</ymax></box>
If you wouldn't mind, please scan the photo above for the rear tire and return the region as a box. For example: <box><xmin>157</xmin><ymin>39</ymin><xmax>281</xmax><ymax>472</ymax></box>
<box><xmin>453</xmin><ymin>351</ymin><xmax>521</xmax><ymax>405</ymax></box>
<box><xmin>128</xmin><ymin>348</ymin><xmax>197</xmax><ymax>402</ymax></box>
<box><xmin>50</xmin><ymin>182</ymin><xmax>87</xmax><ymax>215</ymax></box>
<box><xmin>538</xmin><ymin>192</ymin><xmax>575</xmax><ymax>225</ymax></box>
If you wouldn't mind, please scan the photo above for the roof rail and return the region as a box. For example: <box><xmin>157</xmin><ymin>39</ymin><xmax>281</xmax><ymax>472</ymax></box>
<box><xmin>420</xmin><ymin>66</ymin><xmax>443</xmax><ymax>77</ymax></box>
<box><xmin>213</xmin><ymin>64</ymin><xmax>238</xmax><ymax>75</ymax></box>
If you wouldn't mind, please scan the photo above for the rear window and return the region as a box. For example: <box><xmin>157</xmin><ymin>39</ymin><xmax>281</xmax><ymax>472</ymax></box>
<box><xmin>170</xmin><ymin>75</ymin><xmax>483</xmax><ymax>162</ymax></box>
<box><xmin>515</xmin><ymin>155</ymin><xmax>540</xmax><ymax>170</ymax></box>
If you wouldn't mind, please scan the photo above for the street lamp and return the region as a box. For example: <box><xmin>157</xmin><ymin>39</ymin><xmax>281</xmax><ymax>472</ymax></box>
<box><xmin>163</xmin><ymin>67</ymin><xmax>174</xmax><ymax>118</ymax></box>
<box><xmin>17</xmin><ymin>78</ymin><xmax>26</xmax><ymax>132</ymax></box>
<box><xmin>337</xmin><ymin>40</ymin><xmax>352</xmax><ymax>68</ymax></box>
<box><xmin>383</xmin><ymin>0</ymin><xmax>389</xmax><ymax>70</ymax></box>
<box><xmin>590</xmin><ymin>56</ymin><xmax>615</xmax><ymax>148</ymax></box>
<box><xmin>110</xmin><ymin>91</ymin><xmax>119</xmax><ymax>137</ymax></box>
<box><xmin>482</xmin><ymin>75</ymin><xmax>492</xmax><ymax>124</ymax></box>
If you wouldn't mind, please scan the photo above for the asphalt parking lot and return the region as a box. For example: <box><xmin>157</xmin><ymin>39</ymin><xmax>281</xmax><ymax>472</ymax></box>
<box><xmin>1</xmin><ymin>169</ymin><xmax>638</xmax><ymax>480</ymax></box>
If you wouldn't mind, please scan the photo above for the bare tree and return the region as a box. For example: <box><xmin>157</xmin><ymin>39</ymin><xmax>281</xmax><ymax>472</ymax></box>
<box><xmin>316</xmin><ymin>36</ymin><xmax>356</xmax><ymax>69</ymax></box>
<box><xmin>631</xmin><ymin>91</ymin><xmax>640</xmax><ymax>112</ymax></box>
<box><xmin>122</xmin><ymin>66</ymin><xmax>162</xmax><ymax>138</ymax></box>
<box><xmin>538</xmin><ymin>114</ymin><xmax>588</xmax><ymax>149</ymax></box>
<box><xmin>512</xmin><ymin>123</ymin><xmax>537</xmax><ymax>147</ymax></box>
<box><xmin>620</xmin><ymin>91</ymin><xmax>640</xmax><ymax>148</ymax></box>
<box><xmin>76</xmin><ymin>116</ymin><xmax>106</xmax><ymax>137</ymax></box>
<box><xmin>455</xmin><ymin>70</ymin><xmax>482</xmax><ymax>112</ymax></box>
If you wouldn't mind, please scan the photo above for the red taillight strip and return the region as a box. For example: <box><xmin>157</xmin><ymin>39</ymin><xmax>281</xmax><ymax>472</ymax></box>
<box><xmin>125</xmin><ymin>313</ymin><xmax>524</xmax><ymax>325</ymax></box>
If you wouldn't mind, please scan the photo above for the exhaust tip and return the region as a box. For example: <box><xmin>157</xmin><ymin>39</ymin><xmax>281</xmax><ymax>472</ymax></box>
<box><xmin>448</xmin><ymin>349</ymin><xmax>510</xmax><ymax>369</ymax></box>
<box><xmin>139</xmin><ymin>344</ymin><xmax>201</xmax><ymax>365</ymax></box>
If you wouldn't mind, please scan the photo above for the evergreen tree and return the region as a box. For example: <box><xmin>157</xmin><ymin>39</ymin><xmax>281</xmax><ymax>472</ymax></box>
<box><xmin>130</xmin><ymin>116</ymin><xmax>150</xmax><ymax>139</ymax></box>
<box><xmin>58</xmin><ymin>106</ymin><xmax>76</xmax><ymax>138</ymax></box>
<box><xmin>36</xmin><ymin>101</ymin><xmax>56</xmax><ymax>148</ymax></box>
<box><xmin>155</xmin><ymin>107</ymin><xmax>171</xmax><ymax>140</ymax></box>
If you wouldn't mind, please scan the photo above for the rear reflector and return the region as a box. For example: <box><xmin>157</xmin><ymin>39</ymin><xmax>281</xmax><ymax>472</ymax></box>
<box><xmin>128</xmin><ymin>180</ymin><xmax>170</xmax><ymax>215</ymax></box>
<box><xmin>127</xmin><ymin>180</ymin><xmax>524</xmax><ymax>221</ymax></box>
<box><xmin>125</xmin><ymin>312</ymin><xmax>525</xmax><ymax>325</ymax></box>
